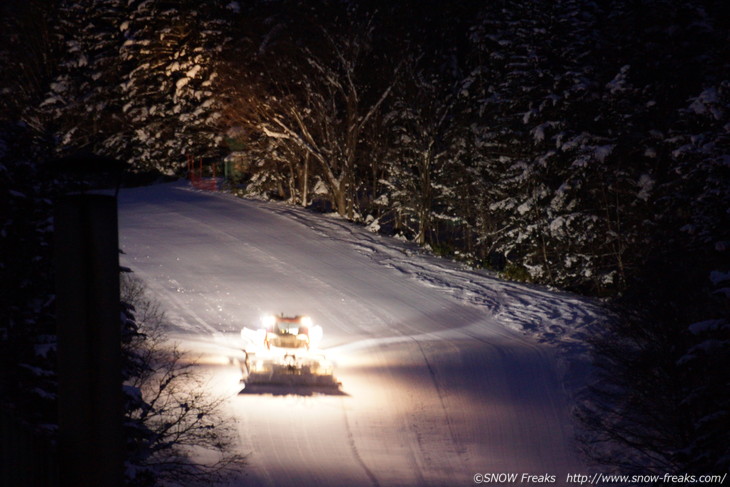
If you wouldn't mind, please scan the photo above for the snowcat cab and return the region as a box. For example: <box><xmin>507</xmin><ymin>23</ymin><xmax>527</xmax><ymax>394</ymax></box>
<box><xmin>263</xmin><ymin>314</ymin><xmax>319</xmax><ymax>350</ymax></box>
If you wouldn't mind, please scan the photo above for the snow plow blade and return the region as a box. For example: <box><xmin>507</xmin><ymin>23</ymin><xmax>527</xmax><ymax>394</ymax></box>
<box><xmin>240</xmin><ymin>350</ymin><xmax>341</xmax><ymax>393</ymax></box>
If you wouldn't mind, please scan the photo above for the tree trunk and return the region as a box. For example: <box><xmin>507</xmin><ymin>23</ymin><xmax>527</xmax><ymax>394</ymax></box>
<box><xmin>332</xmin><ymin>185</ymin><xmax>348</xmax><ymax>217</ymax></box>
<box><xmin>301</xmin><ymin>153</ymin><xmax>309</xmax><ymax>207</ymax></box>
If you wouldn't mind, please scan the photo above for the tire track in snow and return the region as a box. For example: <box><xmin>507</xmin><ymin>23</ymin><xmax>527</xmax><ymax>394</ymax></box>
<box><xmin>339</xmin><ymin>396</ymin><xmax>382</xmax><ymax>487</ymax></box>
<box><xmin>411</xmin><ymin>335</ymin><xmax>464</xmax><ymax>462</ymax></box>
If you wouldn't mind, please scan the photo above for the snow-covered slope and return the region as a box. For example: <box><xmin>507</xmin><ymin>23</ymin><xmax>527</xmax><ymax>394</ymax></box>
<box><xmin>118</xmin><ymin>182</ymin><xmax>604</xmax><ymax>486</ymax></box>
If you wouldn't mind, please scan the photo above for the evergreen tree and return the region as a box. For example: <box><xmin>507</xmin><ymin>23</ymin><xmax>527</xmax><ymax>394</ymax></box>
<box><xmin>0</xmin><ymin>123</ymin><xmax>59</xmax><ymax>442</ymax></box>
<box><xmin>379</xmin><ymin>57</ymin><xmax>466</xmax><ymax>246</ymax></box>
<box><xmin>576</xmin><ymin>0</ymin><xmax>730</xmax><ymax>473</ymax></box>
<box><xmin>118</xmin><ymin>0</ymin><xmax>232</xmax><ymax>174</ymax></box>
<box><xmin>678</xmin><ymin>275</ymin><xmax>730</xmax><ymax>475</ymax></box>
<box><xmin>34</xmin><ymin>0</ymin><xmax>129</xmax><ymax>158</ymax></box>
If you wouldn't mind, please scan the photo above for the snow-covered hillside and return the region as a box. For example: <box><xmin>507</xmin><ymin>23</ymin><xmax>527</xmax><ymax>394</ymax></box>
<box><xmin>118</xmin><ymin>182</ymin><xmax>606</xmax><ymax>487</ymax></box>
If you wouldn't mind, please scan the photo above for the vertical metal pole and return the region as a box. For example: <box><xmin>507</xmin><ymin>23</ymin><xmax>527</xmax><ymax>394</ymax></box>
<box><xmin>55</xmin><ymin>194</ymin><xmax>123</xmax><ymax>487</ymax></box>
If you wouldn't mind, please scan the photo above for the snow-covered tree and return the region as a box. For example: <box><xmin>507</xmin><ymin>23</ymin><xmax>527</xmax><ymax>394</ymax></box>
<box><xmin>118</xmin><ymin>0</ymin><xmax>232</xmax><ymax>174</ymax></box>
<box><xmin>576</xmin><ymin>1</ymin><xmax>730</xmax><ymax>471</ymax></box>
<box><xmin>461</xmin><ymin>0</ymin><xmax>603</xmax><ymax>287</ymax></box>
<box><xmin>33</xmin><ymin>0</ymin><xmax>128</xmax><ymax>159</ymax></box>
<box><xmin>678</xmin><ymin>278</ymin><xmax>730</xmax><ymax>475</ymax></box>
<box><xmin>1</xmin><ymin>2</ymin><xmax>61</xmax><ymax>144</ymax></box>
<box><xmin>379</xmin><ymin>57</ymin><xmax>473</xmax><ymax>249</ymax></box>
<box><xmin>219</xmin><ymin>1</ymin><xmax>400</xmax><ymax>217</ymax></box>
<box><xmin>461</xmin><ymin>0</ymin><xmax>676</xmax><ymax>292</ymax></box>
<box><xmin>0</xmin><ymin>123</ymin><xmax>59</xmax><ymax>441</ymax></box>
<box><xmin>660</xmin><ymin>81</ymin><xmax>730</xmax><ymax>256</ymax></box>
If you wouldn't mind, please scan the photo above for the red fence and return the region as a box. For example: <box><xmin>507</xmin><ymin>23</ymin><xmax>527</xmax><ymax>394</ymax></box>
<box><xmin>187</xmin><ymin>155</ymin><xmax>219</xmax><ymax>191</ymax></box>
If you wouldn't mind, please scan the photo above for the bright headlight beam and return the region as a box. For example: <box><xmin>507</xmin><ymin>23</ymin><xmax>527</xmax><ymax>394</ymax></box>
<box><xmin>309</xmin><ymin>325</ymin><xmax>323</xmax><ymax>348</ymax></box>
<box><xmin>261</xmin><ymin>314</ymin><xmax>276</xmax><ymax>327</ymax></box>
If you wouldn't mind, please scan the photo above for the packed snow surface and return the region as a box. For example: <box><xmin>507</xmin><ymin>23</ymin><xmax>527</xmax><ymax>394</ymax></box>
<box><xmin>118</xmin><ymin>182</ymin><xmax>603</xmax><ymax>487</ymax></box>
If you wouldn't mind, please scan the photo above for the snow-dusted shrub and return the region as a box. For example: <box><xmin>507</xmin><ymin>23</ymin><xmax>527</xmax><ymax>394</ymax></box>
<box><xmin>500</xmin><ymin>262</ymin><xmax>532</xmax><ymax>283</ymax></box>
<box><xmin>121</xmin><ymin>273</ymin><xmax>244</xmax><ymax>486</ymax></box>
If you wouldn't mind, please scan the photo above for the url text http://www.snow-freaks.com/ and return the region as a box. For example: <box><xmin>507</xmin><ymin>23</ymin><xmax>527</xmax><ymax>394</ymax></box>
<box><xmin>472</xmin><ymin>472</ymin><xmax>728</xmax><ymax>485</ymax></box>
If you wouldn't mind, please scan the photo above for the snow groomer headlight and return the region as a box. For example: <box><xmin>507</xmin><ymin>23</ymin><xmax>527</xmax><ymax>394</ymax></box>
<box><xmin>261</xmin><ymin>314</ymin><xmax>276</xmax><ymax>328</ymax></box>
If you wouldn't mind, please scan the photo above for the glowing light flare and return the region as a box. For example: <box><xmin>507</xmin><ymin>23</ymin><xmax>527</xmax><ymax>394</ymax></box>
<box><xmin>309</xmin><ymin>324</ymin><xmax>323</xmax><ymax>349</ymax></box>
<box><xmin>261</xmin><ymin>314</ymin><xmax>276</xmax><ymax>327</ymax></box>
<box><xmin>192</xmin><ymin>354</ymin><xmax>233</xmax><ymax>366</ymax></box>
